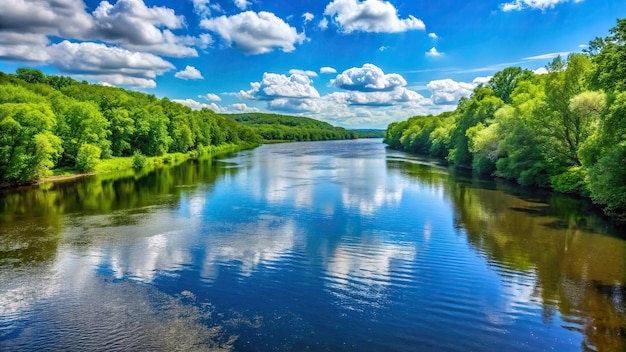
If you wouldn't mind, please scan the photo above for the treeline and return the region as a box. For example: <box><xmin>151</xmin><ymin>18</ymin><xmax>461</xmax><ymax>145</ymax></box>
<box><xmin>229</xmin><ymin>113</ymin><xmax>358</xmax><ymax>141</ymax></box>
<box><xmin>352</xmin><ymin>129</ymin><xmax>386</xmax><ymax>138</ymax></box>
<box><xmin>385</xmin><ymin>18</ymin><xmax>626</xmax><ymax>219</ymax></box>
<box><xmin>0</xmin><ymin>69</ymin><xmax>262</xmax><ymax>185</ymax></box>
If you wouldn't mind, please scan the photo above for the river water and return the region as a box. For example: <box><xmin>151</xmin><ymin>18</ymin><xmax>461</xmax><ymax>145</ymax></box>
<box><xmin>0</xmin><ymin>139</ymin><xmax>624</xmax><ymax>351</ymax></box>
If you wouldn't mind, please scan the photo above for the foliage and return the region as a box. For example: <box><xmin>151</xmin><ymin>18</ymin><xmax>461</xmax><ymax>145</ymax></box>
<box><xmin>75</xmin><ymin>143</ymin><xmax>101</xmax><ymax>172</ymax></box>
<box><xmin>132</xmin><ymin>151</ymin><xmax>147</xmax><ymax>170</ymax></box>
<box><xmin>0</xmin><ymin>68</ymin><xmax>265</xmax><ymax>184</ymax></box>
<box><xmin>229</xmin><ymin>113</ymin><xmax>357</xmax><ymax>142</ymax></box>
<box><xmin>384</xmin><ymin>18</ymin><xmax>626</xmax><ymax>219</ymax></box>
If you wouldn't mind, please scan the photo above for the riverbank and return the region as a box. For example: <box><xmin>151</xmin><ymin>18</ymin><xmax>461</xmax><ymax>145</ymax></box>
<box><xmin>0</xmin><ymin>143</ymin><xmax>259</xmax><ymax>190</ymax></box>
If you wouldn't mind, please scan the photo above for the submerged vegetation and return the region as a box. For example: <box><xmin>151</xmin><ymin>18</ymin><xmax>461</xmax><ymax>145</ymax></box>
<box><xmin>384</xmin><ymin>18</ymin><xmax>626</xmax><ymax>219</ymax></box>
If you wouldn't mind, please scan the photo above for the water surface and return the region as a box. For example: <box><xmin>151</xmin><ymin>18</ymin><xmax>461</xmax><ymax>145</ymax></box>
<box><xmin>1</xmin><ymin>139</ymin><xmax>624</xmax><ymax>351</ymax></box>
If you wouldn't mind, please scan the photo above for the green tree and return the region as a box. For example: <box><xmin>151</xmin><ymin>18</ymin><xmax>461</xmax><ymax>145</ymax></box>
<box><xmin>75</xmin><ymin>143</ymin><xmax>101</xmax><ymax>172</ymax></box>
<box><xmin>57</xmin><ymin>102</ymin><xmax>111</xmax><ymax>166</ymax></box>
<box><xmin>0</xmin><ymin>103</ymin><xmax>62</xmax><ymax>182</ymax></box>
<box><xmin>16</xmin><ymin>68</ymin><xmax>46</xmax><ymax>84</ymax></box>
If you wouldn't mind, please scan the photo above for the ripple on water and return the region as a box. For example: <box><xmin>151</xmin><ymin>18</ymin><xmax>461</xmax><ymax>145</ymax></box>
<box><xmin>0</xmin><ymin>277</ymin><xmax>235</xmax><ymax>352</ymax></box>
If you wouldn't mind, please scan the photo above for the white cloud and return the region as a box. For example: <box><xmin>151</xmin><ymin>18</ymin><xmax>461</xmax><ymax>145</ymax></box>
<box><xmin>500</xmin><ymin>0</ymin><xmax>584</xmax><ymax>11</ymax></box>
<box><xmin>331</xmin><ymin>87</ymin><xmax>426</xmax><ymax>107</ymax></box>
<box><xmin>234</xmin><ymin>0</ymin><xmax>252</xmax><ymax>10</ymax></box>
<box><xmin>533</xmin><ymin>67</ymin><xmax>549</xmax><ymax>75</ymax></box>
<box><xmin>231</xmin><ymin>103</ymin><xmax>260</xmax><ymax>113</ymax></box>
<box><xmin>199</xmin><ymin>93</ymin><xmax>222</xmax><ymax>101</ymax></box>
<box><xmin>289</xmin><ymin>69</ymin><xmax>318</xmax><ymax>77</ymax></box>
<box><xmin>268</xmin><ymin>98</ymin><xmax>321</xmax><ymax>113</ymax></box>
<box><xmin>173</xmin><ymin>98</ymin><xmax>225</xmax><ymax>112</ymax></box>
<box><xmin>320</xmin><ymin>66</ymin><xmax>337</xmax><ymax>74</ymax></box>
<box><xmin>331</xmin><ymin>63</ymin><xmax>407</xmax><ymax>92</ymax></box>
<box><xmin>425</xmin><ymin>47</ymin><xmax>443</xmax><ymax>57</ymax></box>
<box><xmin>123</xmin><ymin>30</ymin><xmax>200</xmax><ymax>58</ymax></box>
<box><xmin>324</xmin><ymin>0</ymin><xmax>425</xmax><ymax>33</ymax></box>
<box><xmin>318</xmin><ymin>17</ymin><xmax>329</xmax><ymax>30</ymax></box>
<box><xmin>174</xmin><ymin>65</ymin><xmax>204</xmax><ymax>80</ymax></box>
<box><xmin>303</xmin><ymin>12</ymin><xmax>315</xmax><ymax>23</ymax></box>
<box><xmin>200</xmin><ymin>11</ymin><xmax>306</xmax><ymax>54</ymax></box>
<box><xmin>0</xmin><ymin>0</ymin><xmax>93</xmax><ymax>40</ymax></box>
<box><xmin>427</xmin><ymin>77</ymin><xmax>489</xmax><ymax>105</ymax></box>
<box><xmin>45</xmin><ymin>40</ymin><xmax>174</xmax><ymax>87</ymax></box>
<box><xmin>91</xmin><ymin>0</ymin><xmax>184</xmax><ymax>45</ymax></box>
<box><xmin>428</xmin><ymin>32</ymin><xmax>438</xmax><ymax>39</ymax></box>
<box><xmin>84</xmin><ymin>74</ymin><xmax>157</xmax><ymax>88</ymax></box>
<box><xmin>238</xmin><ymin>72</ymin><xmax>321</xmax><ymax>100</ymax></box>
<box><xmin>88</xmin><ymin>0</ymin><xmax>198</xmax><ymax>57</ymax></box>
<box><xmin>379</xmin><ymin>46</ymin><xmax>388</xmax><ymax>52</ymax></box>
<box><xmin>522</xmin><ymin>51</ymin><xmax>570</xmax><ymax>60</ymax></box>
<box><xmin>0</xmin><ymin>0</ymin><xmax>198</xmax><ymax>60</ymax></box>
<box><xmin>191</xmin><ymin>0</ymin><xmax>211</xmax><ymax>17</ymax></box>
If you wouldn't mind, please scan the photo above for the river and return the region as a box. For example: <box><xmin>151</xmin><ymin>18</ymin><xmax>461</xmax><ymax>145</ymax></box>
<box><xmin>0</xmin><ymin>139</ymin><xmax>624</xmax><ymax>351</ymax></box>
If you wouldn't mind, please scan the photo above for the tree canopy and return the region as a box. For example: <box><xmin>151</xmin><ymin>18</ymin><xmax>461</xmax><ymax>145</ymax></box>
<box><xmin>384</xmin><ymin>18</ymin><xmax>626</xmax><ymax>220</ymax></box>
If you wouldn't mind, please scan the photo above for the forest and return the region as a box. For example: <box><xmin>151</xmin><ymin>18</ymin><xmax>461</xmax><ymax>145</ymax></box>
<box><xmin>229</xmin><ymin>112</ymin><xmax>358</xmax><ymax>142</ymax></box>
<box><xmin>0</xmin><ymin>69</ymin><xmax>266</xmax><ymax>186</ymax></box>
<box><xmin>384</xmin><ymin>18</ymin><xmax>626</xmax><ymax>219</ymax></box>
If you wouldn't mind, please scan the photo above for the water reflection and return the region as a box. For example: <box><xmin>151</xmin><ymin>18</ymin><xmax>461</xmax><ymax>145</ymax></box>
<box><xmin>389</xmin><ymin>156</ymin><xmax>626</xmax><ymax>351</ymax></box>
<box><xmin>1</xmin><ymin>139</ymin><xmax>625</xmax><ymax>351</ymax></box>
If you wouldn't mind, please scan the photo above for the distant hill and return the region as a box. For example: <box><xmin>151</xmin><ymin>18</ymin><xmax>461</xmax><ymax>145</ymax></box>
<box><xmin>350</xmin><ymin>129</ymin><xmax>386</xmax><ymax>138</ymax></box>
<box><xmin>226</xmin><ymin>113</ymin><xmax>357</xmax><ymax>142</ymax></box>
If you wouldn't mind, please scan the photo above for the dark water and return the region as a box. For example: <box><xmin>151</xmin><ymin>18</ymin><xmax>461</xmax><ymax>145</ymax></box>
<box><xmin>1</xmin><ymin>139</ymin><xmax>624</xmax><ymax>351</ymax></box>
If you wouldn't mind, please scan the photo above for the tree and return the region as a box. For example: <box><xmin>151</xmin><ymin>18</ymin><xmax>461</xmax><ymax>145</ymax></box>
<box><xmin>57</xmin><ymin>102</ymin><xmax>111</xmax><ymax>166</ymax></box>
<box><xmin>0</xmin><ymin>103</ymin><xmax>62</xmax><ymax>182</ymax></box>
<box><xmin>449</xmin><ymin>87</ymin><xmax>503</xmax><ymax>167</ymax></box>
<box><xmin>537</xmin><ymin>54</ymin><xmax>593</xmax><ymax>169</ymax></box>
<box><xmin>487</xmin><ymin>67</ymin><xmax>525</xmax><ymax>104</ymax></box>
<box><xmin>588</xmin><ymin>18</ymin><xmax>626</xmax><ymax>91</ymax></box>
<box><xmin>16</xmin><ymin>68</ymin><xmax>45</xmax><ymax>84</ymax></box>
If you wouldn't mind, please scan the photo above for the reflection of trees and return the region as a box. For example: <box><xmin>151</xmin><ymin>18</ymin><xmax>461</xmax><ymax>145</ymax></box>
<box><xmin>0</xmin><ymin>156</ymin><xmax>238</xmax><ymax>268</ymax></box>
<box><xmin>389</xmin><ymin>158</ymin><xmax>626</xmax><ymax>352</ymax></box>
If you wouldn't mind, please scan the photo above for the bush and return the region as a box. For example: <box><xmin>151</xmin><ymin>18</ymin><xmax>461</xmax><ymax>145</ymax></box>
<box><xmin>132</xmin><ymin>151</ymin><xmax>147</xmax><ymax>169</ymax></box>
<box><xmin>76</xmin><ymin>143</ymin><xmax>101</xmax><ymax>172</ymax></box>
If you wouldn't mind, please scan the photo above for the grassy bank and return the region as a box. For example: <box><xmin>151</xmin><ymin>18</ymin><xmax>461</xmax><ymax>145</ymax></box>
<box><xmin>41</xmin><ymin>143</ymin><xmax>256</xmax><ymax>185</ymax></box>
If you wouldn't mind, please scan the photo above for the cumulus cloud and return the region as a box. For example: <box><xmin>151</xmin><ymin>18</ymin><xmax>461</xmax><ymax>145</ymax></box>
<box><xmin>91</xmin><ymin>0</ymin><xmax>183</xmax><ymax>44</ymax></box>
<box><xmin>500</xmin><ymin>0</ymin><xmax>583</xmax><ymax>11</ymax></box>
<box><xmin>0</xmin><ymin>0</ymin><xmax>93</xmax><ymax>40</ymax></box>
<box><xmin>173</xmin><ymin>98</ymin><xmax>226</xmax><ymax>112</ymax></box>
<box><xmin>175</xmin><ymin>65</ymin><xmax>204</xmax><ymax>80</ymax></box>
<box><xmin>331</xmin><ymin>64</ymin><xmax>407</xmax><ymax>92</ymax></box>
<box><xmin>0</xmin><ymin>0</ymin><xmax>198</xmax><ymax>60</ymax></box>
<box><xmin>289</xmin><ymin>69</ymin><xmax>318</xmax><ymax>77</ymax></box>
<box><xmin>427</xmin><ymin>77</ymin><xmax>489</xmax><ymax>105</ymax></box>
<box><xmin>200</xmin><ymin>11</ymin><xmax>306</xmax><ymax>54</ymax></box>
<box><xmin>234</xmin><ymin>0</ymin><xmax>252</xmax><ymax>10</ymax></box>
<box><xmin>45</xmin><ymin>40</ymin><xmax>174</xmax><ymax>87</ymax></box>
<box><xmin>89</xmin><ymin>0</ymin><xmax>201</xmax><ymax>57</ymax></box>
<box><xmin>320</xmin><ymin>66</ymin><xmax>337</xmax><ymax>74</ymax></box>
<box><xmin>238</xmin><ymin>72</ymin><xmax>320</xmax><ymax>101</ymax></box>
<box><xmin>199</xmin><ymin>93</ymin><xmax>222</xmax><ymax>101</ymax></box>
<box><xmin>318</xmin><ymin>17</ymin><xmax>329</xmax><ymax>30</ymax></box>
<box><xmin>324</xmin><ymin>0</ymin><xmax>425</xmax><ymax>33</ymax></box>
<box><xmin>327</xmin><ymin>87</ymin><xmax>426</xmax><ymax>107</ymax></box>
<box><xmin>533</xmin><ymin>67</ymin><xmax>549</xmax><ymax>75</ymax></box>
<box><xmin>425</xmin><ymin>47</ymin><xmax>443</xmax><ymax>57</ymax></box>
<box><xmin>428</xmin><ymin>32</ymin><xmax>438</xmax><ymax>39</ymax></box>
<box><xmin>303</xmin><ymin>12</ymin><xmax>315</xmax><ymax>23</ymax></box>
<box><xmin>231</xmin><ymin>103</ymin><xmax>260</xmax><ymax>113</ymax></box>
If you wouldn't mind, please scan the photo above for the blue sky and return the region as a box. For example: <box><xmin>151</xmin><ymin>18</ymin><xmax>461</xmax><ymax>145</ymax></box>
<box><xmin>0</xmin><ymin>0</ymin><xmax>622</xmax><ymax>128</ymax></box>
